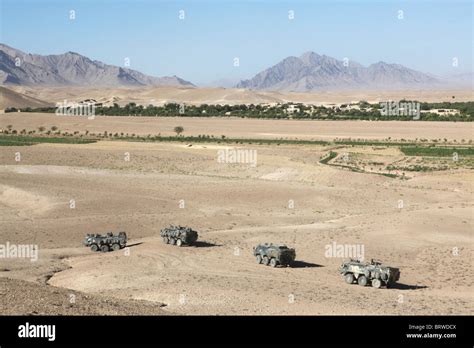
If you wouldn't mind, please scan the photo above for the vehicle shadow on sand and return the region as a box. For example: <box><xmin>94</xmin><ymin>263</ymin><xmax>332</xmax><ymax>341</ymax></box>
<box><xmin>389</xmin><ymin>283</ymin><xmax>427</xmax><ymax>290</ymax></box>
<box><xmin>291</xmin><ymin>260</ymin><xmax>323</xmax><ymax>268</ymax></box>
<box><xmin>193</xmin><ymin>241</ymin><xmax>222</xmax><ymax>248</ymax></box>
<box><xmin>126</xmin><ymin>242</ymin><xmax>143</xmax><ymax>248</ymax></box>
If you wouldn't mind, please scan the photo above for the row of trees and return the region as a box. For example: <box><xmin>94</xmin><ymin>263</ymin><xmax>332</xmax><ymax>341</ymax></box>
<box><xmin>3</xmin><ymin>124</ymin><xmax>186</xmax><ymax>137</ymax></box>
<box><xmin>6</xmin><ymin>100</ymin><xmax>473</xmax><ymax>121</ymax></box>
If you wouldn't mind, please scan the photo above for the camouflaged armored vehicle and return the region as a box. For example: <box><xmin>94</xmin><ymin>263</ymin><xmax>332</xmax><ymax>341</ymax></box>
<box><xmin>253</xmin><ymin>243</ymin><xmax>296</xmax><ymax>267</ymax></box>
<box><xmin>160</xmin><ymin>225</ymin><xmax>198</xmax><ymax>246</ymax></box>
<box><xmin>339</xmin><ymin>258</ymin><xmax>400</xmax><ymax>288</ymax></box>
<box><xmin>84</xmin><ymin>232</ymin><xmax>127</xmax><ymax>252</ymax></box>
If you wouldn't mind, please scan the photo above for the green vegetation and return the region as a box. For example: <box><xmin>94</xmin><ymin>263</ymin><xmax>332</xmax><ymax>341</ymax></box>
<box><xmin>0</xmin><ymin>135</ymin><xmax>97</xmax><ymax>146</ymax></box>
<box><xmin>420</xmin><ymin>101</ymin><xmax>474</xmax><ymax>117</ymax></box>
<box><xmin>400</xmin><ymin>146</ymin><xmax>474</xmax><ymax>157</ymax></box>
<box><xmin>2</xmin><ymin>132</ymin><xmax>473</xmax><ymax>152</ymax></box>
<box><xmin>174</xmin><ymin>126</ymin><xmax>184</xmax><ymax>136</ymax></box>
<box><xmin>333</xmin><ymin>140</ymin><xmax>418</xmax><ymax>147</ymax></box>
<box><xmin>318</xmin><ymin>150</ymin><xmax>403</xmax><ymax>179</ymax></box>
<box><xmin>316</xmin><ymin>143</ymin><xmax>474</xmax><ymax>179</ymax></box>
<box><xmin>117</xmin><ymin>134</ymin><xmax>329</xmax><ymax>146</ymax></box>
<box><xmin>7</xmin><ymin>100</ymin><xmax>473</xmax><ymax>121</ymax></box>
<box><xmin>319</xmin><ymin>151</ymin><xmax>338</xmax><ymax>164</ymax></box>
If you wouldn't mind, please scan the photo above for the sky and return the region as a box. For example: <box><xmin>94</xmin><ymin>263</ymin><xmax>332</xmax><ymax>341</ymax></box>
<box><xmin>1</xmin><ymin>0</ymin><xmax>472</xmax><ymax>85</ymax></box>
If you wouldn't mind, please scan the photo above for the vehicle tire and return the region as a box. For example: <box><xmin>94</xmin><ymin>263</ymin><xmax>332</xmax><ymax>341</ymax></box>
<box><xmin>169</xmin><ymin>238</ymin><xmax>176</xmax><ymax>245</ymax></box>
<box><xmin>269</xmin><ymin>258</ymin><xmax>278</xmax><ymax>268</ymax></box>
<box><xmin>256</xmin><ymin>255</ymin><xmax>262</xmax><ymax>264</ymax></box>
<box><xmin>372</xmin><ymin>279</ymin><xmax>382</xmax><ymax>288</ymax></box>
<box><xmin>90</xmin><ymin>244</ymin><xmax>98</xmax><ymax>252</ymax></box>
<box><xmin>162</xmin><ymin>237</ymin><xmax>168</xmax><ymax>244</ymax></box>
<box><xmin>358</xmin><ymin>275</ymin><xmax>368</xmax><ymax>287</ymax></box>
<box><xmin>111</xmin><ymin>243</ymin><xmax>120</xmax><ymax>251</ymax></box>
<box><xmin>100</xmin><ymin>244</ymin><xmax>110</xmax><ymax>252</ymax></box>
<box><xmin>262</xmin><ymin>256</ymin><xmax>269</xmax><ymax>266</ymax></box>
<box><xmin>344</xmin><ymin>273</ymin><xmax>354</xmax><ymax>284</ymax></box>
<box><xmin>176</xmin><ymin>239</ymin><xmax>183</xmax><ymax>247</ymax></box>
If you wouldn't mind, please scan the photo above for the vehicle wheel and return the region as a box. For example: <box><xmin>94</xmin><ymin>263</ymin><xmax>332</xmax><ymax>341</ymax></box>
<box><xmin>162</xmin><ymin>237</ymin><xmax>168</xmax><ymax>244</ymax></box>
<box><xmin>358</xmin><ymin>275</ymin><xmax>368</xmax><ymax>287</ymax></box>
<box><xmin>256</xmin><ymin>255</ymin><xmax>262</xmax><ymax>264</ymax></box>
<box><xmin>372</xmin><ymin>279</ymin><xmax>382</xmax><ymax>288</ymax></box>
<box><xmin>269</xmin><ymin>258</ymin><xmax>278</xmax><ymax>268</ymax></box>
<box><xmin>262</xmin><ymin>256</ymin><xmax>269</xmax><ymax>266</ymax></box>
<box><xmin>90</xmin><ymin>244</ymin><xmax>98</xmax><ymax>252</ymax></box>
<box><xmin>169</xmin><ymin>238</ymin><xmax>176</xmax><ymax>245</ymax></box>
<box><xmin>176</xmin><ymin>239</ymin><xmax>183</xmax><ymax>247</ymax></box>
<box><xmin>111</xmin><ymin>243</ymin><xmax>120</xmax><ymax>251</ymax></box>
<box><xmin>100</xmin><ymin>245</ymin><xmax>110</xmax><ymax>252</ymax></box>
<box><xmin>344</xmin><ymin>273</ymin><xmax>354</xmax><ymax>284</ymax></box>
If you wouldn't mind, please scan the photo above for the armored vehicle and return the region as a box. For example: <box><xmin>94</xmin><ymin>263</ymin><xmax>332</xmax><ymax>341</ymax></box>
<box><xmin>253</xmin><ymin>243</ymin><xmax>296</xmax><ymax>267</ymax></box>
<box><xmin>84</xmin><ymin>232</ymin><xmax>127</xmax><ymax>252</ymax></box>
<box><xmin>339</xmin><ymin>258</ymin><xmax>400</xmax><ymax>288</ymax></box>
<box><xmin>160</xmin><ymin>225</ymin><xmax>198</xmax><ymax>246</ymax></box>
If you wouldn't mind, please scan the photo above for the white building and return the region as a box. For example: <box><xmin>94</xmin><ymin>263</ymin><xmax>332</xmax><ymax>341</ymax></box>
<box><xmin>286</xmin><ymin>104</ymin><xmax>300</xmax><ymax>114</ymax></box>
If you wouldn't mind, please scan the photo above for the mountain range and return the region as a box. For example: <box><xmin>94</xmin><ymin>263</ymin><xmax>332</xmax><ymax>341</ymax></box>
<box><xmin>236</xmin><ymin>52</ymin><xmax>444</xmax><ymax>91</ymax></box>
<box><xmin>0</xmin><ymin>44</ymin><xmax>194</xmax><ymax>87</ymax></box>
<box><xmin>0</xmin><ymin>45</ymin><xmax>470</xmax><ymax>91</ymax></box>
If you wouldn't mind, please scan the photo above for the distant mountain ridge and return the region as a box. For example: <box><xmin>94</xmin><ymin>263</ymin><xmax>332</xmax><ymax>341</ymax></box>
<box><xmin>0</xmin><ymin>44</ymin><xmax>194</xmax><ymax>87</ymax></box>
<box><xmin>1</xmin><ymin>45</ymin><xmax>469</xmax><ymax>91</ymax></box>
<box><xmin>236</xmin><ymin>52</ymin><xmax>442</xmax><ymax>91</ymax></box>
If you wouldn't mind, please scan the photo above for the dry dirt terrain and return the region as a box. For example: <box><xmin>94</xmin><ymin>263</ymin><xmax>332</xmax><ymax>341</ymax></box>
<box><xmin>0</xmin><ymin>115</ymin><xmax>472</xmax><ymax>315</ymax></box>
<box><xmin>1</xmin><ymin>112</ymin><xmax>473</xmax><ymax>141</ymax></box>
<box><xmin>0</xmin><ymin>86</ymin><xmax>53</xmax><ymax>109</ymax></box>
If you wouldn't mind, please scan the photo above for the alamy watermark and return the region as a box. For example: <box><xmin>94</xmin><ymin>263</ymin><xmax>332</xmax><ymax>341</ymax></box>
<box><xmin>56</xmin><ymin>99</ymin><xmax>95</xmax><ymax>119</ymax></box>
<box><xmin>380</xmin><ymin>101</ymin><xmax>420</xmax><ymax>120</ymax></box>
<box><xmin>0</xmin><ymin>242</ymin><xmax>38</xmax><ymax>262</ymax></box>
<box><xmin>217</xmin><ymin>148</ymin><xmax>257</xmax><ymax>167</ymax></box>
<box><xmin>18</xmin><ymin>322</ymin><xmax>55</xmax><ymax>341</ymax></box>
<box><xmin>324</xmin><ymin>241</ymin><xmax>364</xmax><ymax>260</ymax></box>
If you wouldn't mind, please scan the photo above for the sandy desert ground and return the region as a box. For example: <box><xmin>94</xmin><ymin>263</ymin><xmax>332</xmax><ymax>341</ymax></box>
<box><xmin>1</xmin><ymin>112</ymin><xmax>474</xmax><ymax>141</ymax></box>
<box><xmin>0</xmin><ymin>114</ymin><xmax>472</xmax><ymax>315</ymax></box>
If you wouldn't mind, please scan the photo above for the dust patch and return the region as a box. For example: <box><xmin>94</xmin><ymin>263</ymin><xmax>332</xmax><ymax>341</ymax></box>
<box><xmin>260</xmin><ymin>167</ymin><xmax>299</xmax><ymax>181</ymax></box>
<box><xmin>0</xmin><ymin>184</ymin><xmax>54</xmax><ymax>217</ymax></box>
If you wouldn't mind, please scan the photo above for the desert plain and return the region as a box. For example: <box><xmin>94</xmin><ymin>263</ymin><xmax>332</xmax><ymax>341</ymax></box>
<box><xmin>0</xmin><ymin>108</ymin><xmax>473</xmax><ymax>315</ymax></box>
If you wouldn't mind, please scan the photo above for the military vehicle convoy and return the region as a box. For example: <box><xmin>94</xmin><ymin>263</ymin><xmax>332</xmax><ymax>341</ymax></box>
<box><xmin>253</xmin><ymin>243</ymin><xmax>296</xmax><ymax>267</ymax></box>
<box><xmin>81</xmin><ymin>227</ymin><xmax>402</xmax><ymax>292</ymax></box>
<box><xmin>339</xmin><ymin>258</ymin><xmax>400</xmax><ymax>288</ymax></box>
<box><xmin>84</xmin><ymin>232</ymin><xmax>128</xmax><ymax>252</ymax></box>
<box><xmin>160</xmin><ymin>225</ymin><xmax>198</xmax><ymax>246</ymax></box>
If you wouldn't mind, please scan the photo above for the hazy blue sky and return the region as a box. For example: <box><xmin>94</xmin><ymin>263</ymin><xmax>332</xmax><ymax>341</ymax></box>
<box><xmin>1</xmin><ymin>0</ymin><xmax>472</xmax><ymax>85</ymax></box>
